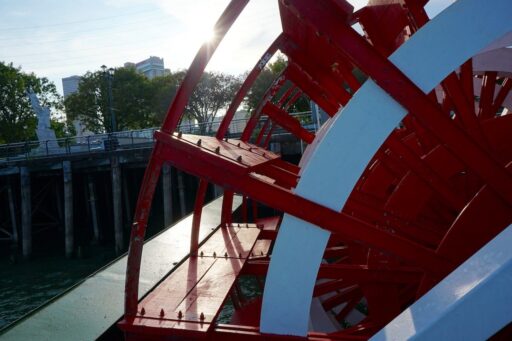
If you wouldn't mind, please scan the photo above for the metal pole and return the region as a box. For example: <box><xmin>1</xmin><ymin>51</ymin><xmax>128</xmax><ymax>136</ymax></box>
<box><xmin>108</xmin><ymin>70</ymin><xmax>116</xmax><ymax>133</ymax></box>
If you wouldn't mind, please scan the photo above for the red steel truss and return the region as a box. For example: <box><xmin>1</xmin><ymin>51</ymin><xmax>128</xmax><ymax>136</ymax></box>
<box><xmin>119</xmin><ymin>0</ymin><xmax>512</xmax><ymax>339</ymax></box>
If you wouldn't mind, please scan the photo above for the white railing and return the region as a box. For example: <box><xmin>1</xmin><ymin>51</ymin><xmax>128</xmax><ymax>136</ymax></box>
<box><xmin>0</xmin><ymin>111</ymin><xmax>314</xmax><ymax>161</ymax></box>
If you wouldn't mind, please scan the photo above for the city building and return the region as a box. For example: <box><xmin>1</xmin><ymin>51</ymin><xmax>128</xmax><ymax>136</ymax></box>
<box><xmin>61</xmin><ymin>75</ymin><xmax>82</xmax><ymax>99</ymax></box>
<box><xmin>124</xmin><ymin>56</ymin><xmax>170</xmax><ymax>80</ymax></box>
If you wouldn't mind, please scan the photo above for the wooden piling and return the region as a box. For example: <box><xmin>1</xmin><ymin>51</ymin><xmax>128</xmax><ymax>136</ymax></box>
<box><xmin>162</xmin><ymin>163</ymin><xmax>173</xmax><ymax>227</ymax></box>
<box><xmin>55</xmin><ymin>184</ymin><xmax>64</xmax><ymax>231</ymax></box>
<box><xmin>122</xmin><ymin>171</ymin><xmax>132</xmax><ymax>224</ymax></box>
<box><xmin>7</xmin><ymin>179</ymin><xmax>18</xmax><ymax>243</ymax></box>
<box><xmin>87</xmin><ymin>175</ymin><xmax>100</xmax><ymax>243</ymax></box>
<box><xmin>177</xmin><ymin>170</ymin><xmax>187</xmax><ymax>217</ymax></box>
<box><xmin>63</xmin><ymin>161</ymin><xmax>74</xmax><ymax>258</ymax></box>
<box><xmin>20</xmin><ymin>167</ymin><xmax>31</xmax><ymax>259</ymax></box>
<box><xmin>111</xmin><ymin>156</ymin><xmax>123</xmax><ymax>254</ymax></box>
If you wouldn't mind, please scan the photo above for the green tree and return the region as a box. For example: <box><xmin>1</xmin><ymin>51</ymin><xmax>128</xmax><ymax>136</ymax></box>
<box><xmin>185</xmin><ymin>71</ymin><xmax>241</xmax><ymax>133</ymax></box>
<box><xmin>244</xmin><ymin>54</ymin><xmax>310</xmax><ymax>114</ymax></box>
<box><xmin>65</xmin><ymin>68</ymin><xmax>243</xmax><ymax>135</ymax></box>
<box><xmin>0</xmin><ymin>62</ymin><xmax>63</xmax><ymax>143</ymax></box>
<box><xmin>149</xmin><ymin>70</ymin><xmax>186</xmax><ymax>123</ymax></box>
<box><xmin>65</xmin><ymin>67</ymin><xmax>155</xmax><ymax>133</ymax></box>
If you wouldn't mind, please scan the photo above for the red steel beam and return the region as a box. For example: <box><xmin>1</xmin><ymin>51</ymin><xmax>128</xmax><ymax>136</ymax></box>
<box><xmin>190</xmin><ymin>179</ymin><xmax>209</xmax><ymax>254</ymax></box>
<box><xmin>384</xmin><ymin>137</ymin><xmax>466</xmax><ymax>210</ymax></box>
<box><xmin>478</xmin><ymin>71</ymin><xmax>498</xmax><ymax>119</ymax></box>
<box><xmin>217</xmin><ymin>34</ymin><xmax>284</xmax><ymax>139</ymax></box>
<box><xmin>124</xmin><ymin>0</ymin><xmax>249</xmax><ymax>318</ymax></box>
<box><xmin>256</xmin><ymin>84</ymin><xmax>297</xmax><ymax>144</ymax></box>
<box><xmin>263</xmin><ymin>102</ymin><xmax>315</xmax><ymax>144</ymax></box>
<box><xmin>244</xmin><ymin>261</ymin><xmax>422</xmax><ymax>284</ymax></box>
<box><xmin>280</xmin><ymin>38</ymin><xmax>352</xmax><ymax>106</ymax></box>
<box><xmin>285</xmin><ymin>62</ymin><xmax>340</xmax><ymax>115</ymax></box>
<box><xmin>441</xmin><ymin>73</ymin><xmax>490</xmax><ymax>149</ymax></box>
<box><xmin>241</xmin><ymin>73</ymin><xmax>287</xmax><ymax>142</ymax></box>
<box><xmin>490</xmin><ymin>78</ymin><xmax>512</xmax><ymax>115</ymax></box>
<box><xmin>161</xmin><ymin>0</ymin><xmax>249</xmax><ymax>134</ymax></box>
<box><xmin>156</xmin><ymin>134</ymin><xmax>452</xmax><ymax>274</ymax></box>
<box><xmin>284</xmin><ymin>0</ymin><xmax>512</xmax><ymax>207</ymax></box>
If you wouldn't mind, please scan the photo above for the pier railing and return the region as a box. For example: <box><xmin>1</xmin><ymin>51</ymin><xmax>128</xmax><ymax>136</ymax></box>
<box><xmin>0</xmin><ymin>111</ymin><xmax>315</xmax><ymax>162</ymax></box>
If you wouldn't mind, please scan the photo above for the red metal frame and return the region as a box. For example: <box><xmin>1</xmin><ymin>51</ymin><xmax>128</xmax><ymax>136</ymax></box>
<box><xmin>121</xmin><ymin>0</ymin><xmax>512</xmax><ymax>339</ymax></box>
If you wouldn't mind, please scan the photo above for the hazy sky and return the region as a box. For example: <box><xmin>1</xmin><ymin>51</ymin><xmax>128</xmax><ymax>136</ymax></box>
<box><xmin>0</xmin><ymin>0</ymin><xmax>453</xmax><ymax>96</ymax></box>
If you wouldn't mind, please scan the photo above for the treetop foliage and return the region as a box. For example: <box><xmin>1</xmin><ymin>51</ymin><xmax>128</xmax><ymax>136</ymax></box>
<box><xmin>1</xmin><ymin>52</ymin><xmax>318</xmax><ymax>143</ymax></box>
<box><xmin>0</xmin><ymin>61</ymin><xmax>63</xmax><ymax>143</ymax></box>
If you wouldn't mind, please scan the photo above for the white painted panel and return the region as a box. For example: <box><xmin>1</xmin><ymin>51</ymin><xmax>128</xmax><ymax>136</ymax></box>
<box><xmin>478</xmin><ymin>31</ymin><xmax>512</xmax><ymax>54</ymax></box>
<box><xmin>370</xmin><ymin>224</ymin><xmax>512</xmax><ymax>341</ymax></box>
<box><xmin>295</xmin><ymin>80</ymin><xmax>407</xmax><ymax>210</ymax></box>
<box><xmin>260</xmin><ymin>215</ymin><xmax>330</xmax><ymax>336</ymax></box>
<box><xmin>390</xmin><ymin>0</ymin><xmax>512</xmax><ymax>93</ymax></box>
<box><xmin>472</xmin><ymin>48</ymin><xmax>512</xmax><ymax>76</ymax></box>
<box><xmin>261</xmin><ymin>0</ymin><xmax>512</xmax><ymax>336</ymax></box>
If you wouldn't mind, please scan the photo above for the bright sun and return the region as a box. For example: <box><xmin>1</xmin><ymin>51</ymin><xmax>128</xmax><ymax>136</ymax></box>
<box><xmin>189</xmin><ymin>26</ymin><xmax>216</xmax><ymax>47</ymax></box>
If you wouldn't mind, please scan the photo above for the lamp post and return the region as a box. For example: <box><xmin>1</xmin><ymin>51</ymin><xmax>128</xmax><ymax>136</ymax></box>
<box><xmin>101</xmin><ymin>65</ymin><xmax>116</xmax><ymax>133</ymax></box>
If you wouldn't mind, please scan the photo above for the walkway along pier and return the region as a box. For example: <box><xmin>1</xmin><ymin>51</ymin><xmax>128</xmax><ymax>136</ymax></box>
<box><xmin>0</xmin><ymin>114</ymin><xmax>314</xmax><ymax>259</ymax></box>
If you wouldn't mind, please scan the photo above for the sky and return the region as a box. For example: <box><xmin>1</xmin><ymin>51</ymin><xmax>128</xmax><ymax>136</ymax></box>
<box><xmin>0</xmin><ymin>0</ymin><xmax>454</xmax><ymax>96</ymax></box>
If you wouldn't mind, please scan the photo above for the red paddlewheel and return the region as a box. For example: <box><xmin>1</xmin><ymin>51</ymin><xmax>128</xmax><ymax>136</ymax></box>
<box><xmin>119</xmin><ymin>0</ymin><xmax>512</xmax><ymax>340</ymax></box>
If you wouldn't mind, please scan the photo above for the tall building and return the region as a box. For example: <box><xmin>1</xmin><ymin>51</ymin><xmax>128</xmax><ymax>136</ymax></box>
<box><xmin>124</xmin><ymin>56</ymin><xmax>170</xmax><ymax>79</ymax></box>
<box><xmin>62</xmin><ymin>75</ymin><xmax>82</xmax><ymax>98</ymax></box>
